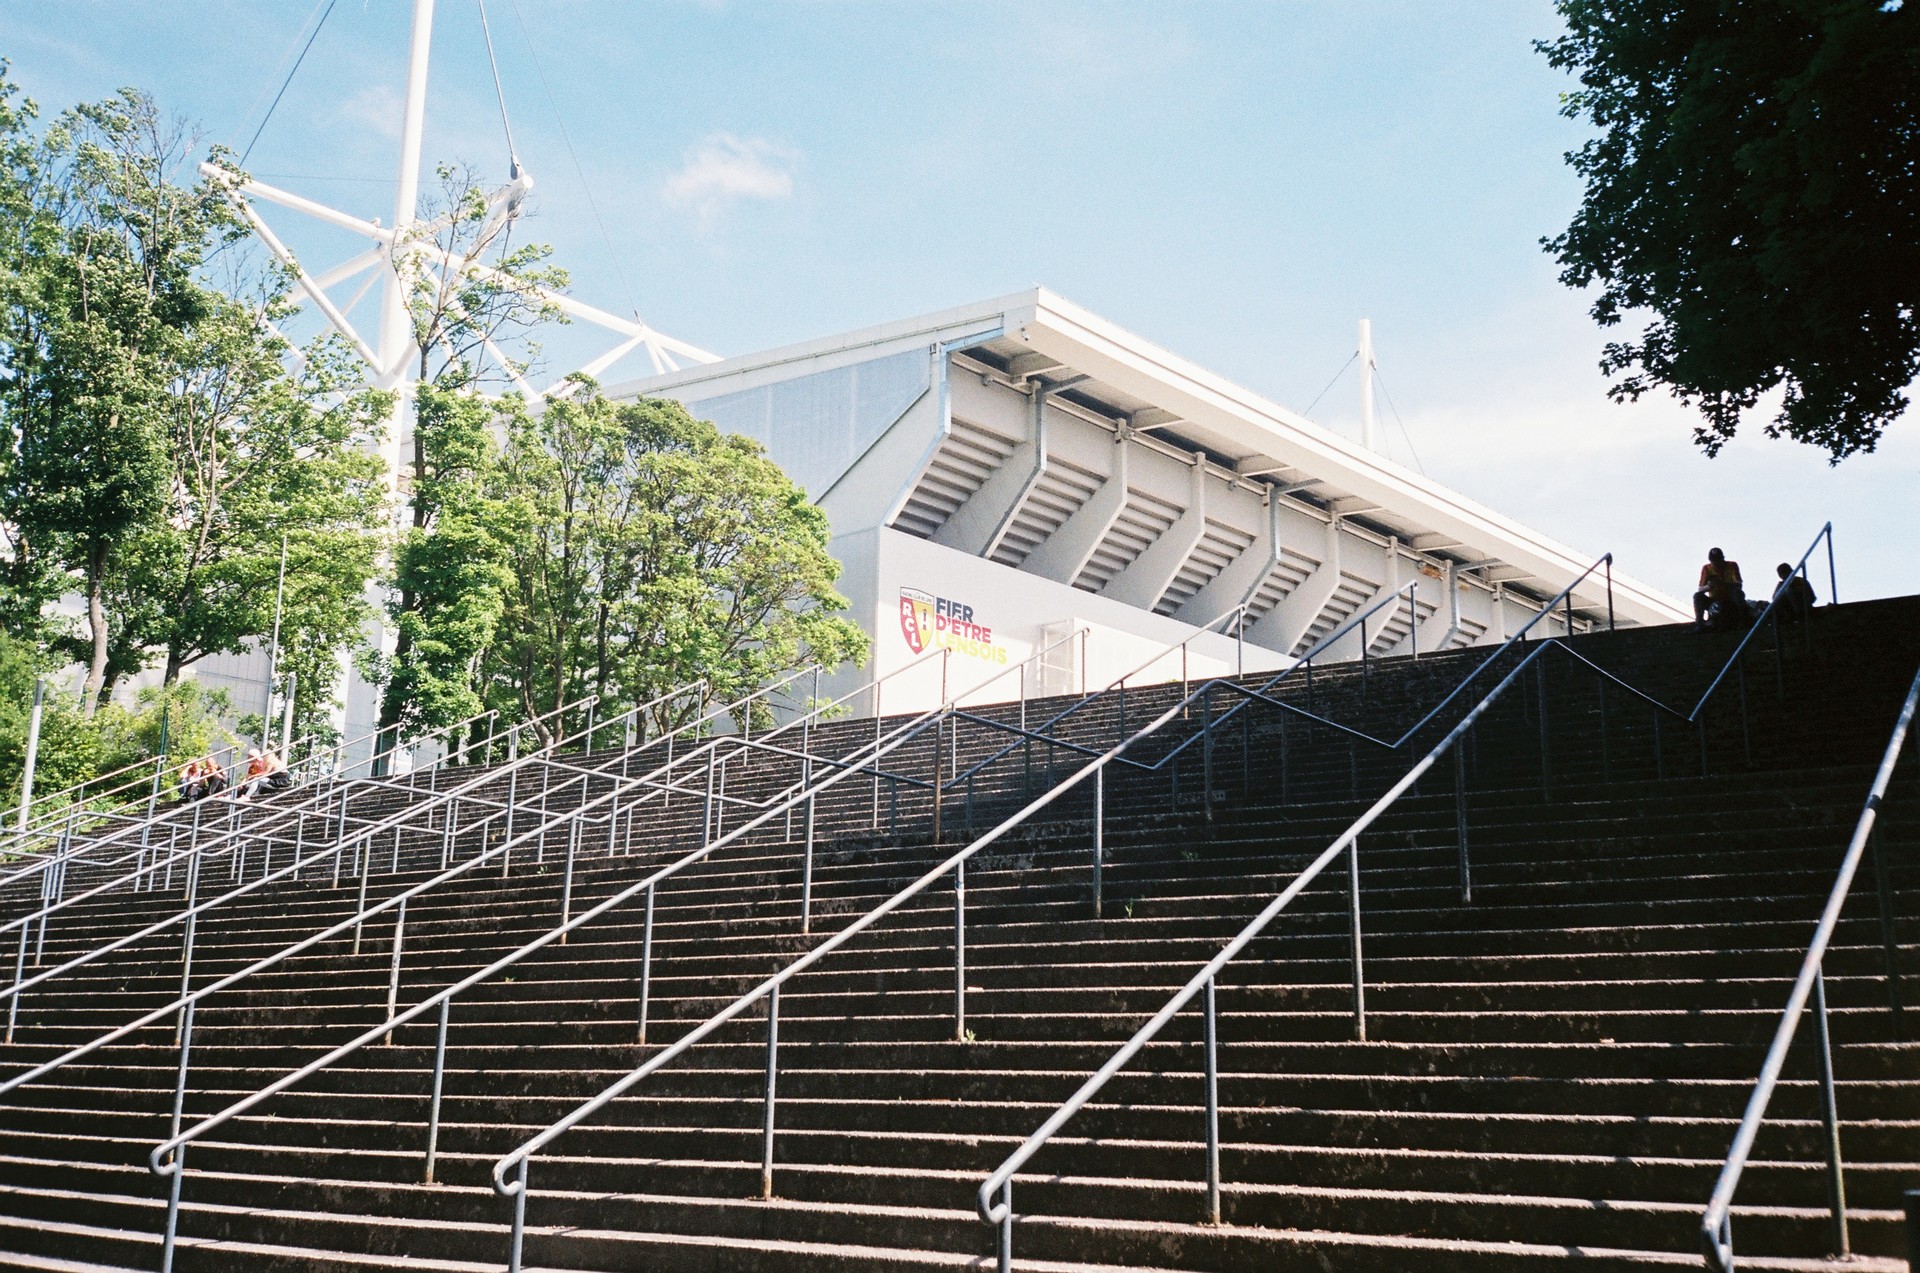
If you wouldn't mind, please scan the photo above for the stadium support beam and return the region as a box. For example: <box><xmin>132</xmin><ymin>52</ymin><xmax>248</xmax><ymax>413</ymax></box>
<box><xmin>1024</xmin><ymin>429</ymin><xmax>1129</xmax><ymax>585</ymax></box>
<box><xmin>933</xmin><ymin>387</ymin><xmax>1049</xmax><ymax>559</ymax></box>
<box><xmin>1248</xmin><ymin>517</ymin><xmax>1343</xmax><ymax>656</ymax></box>
<box><xmin>1176</xmin><ymin>487</ymin><xmax>1281</xmax><ymax>628</ymax></box>
<box><xmin>1104</xmin><ymin>457</ymin><xmax>1207</xmax><ymax>610</ymax></box>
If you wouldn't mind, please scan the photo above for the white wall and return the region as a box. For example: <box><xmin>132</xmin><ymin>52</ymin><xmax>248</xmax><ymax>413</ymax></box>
<box><xmin>815</xmin><ymin>527</ymin><xmax>1294</xmax><ymax>718</ymax></box>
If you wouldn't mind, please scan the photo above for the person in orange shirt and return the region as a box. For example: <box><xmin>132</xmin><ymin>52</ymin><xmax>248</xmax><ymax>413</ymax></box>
<box><xmin>1693</xmin><ymin>547</ymin><xmax>1746</xmax><ymax>628</ymax></box>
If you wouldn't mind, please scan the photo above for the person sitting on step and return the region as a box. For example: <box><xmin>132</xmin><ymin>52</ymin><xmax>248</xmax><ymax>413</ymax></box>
<box><xmin>1692</xmin><ymin>547</ymin><xmax>1746</xmax><ymax>630</ymax></box>
<box><xmin>1772</xmin><ymin>562</ymin><xmax>1816</xmax><ymax>625</ymax></box>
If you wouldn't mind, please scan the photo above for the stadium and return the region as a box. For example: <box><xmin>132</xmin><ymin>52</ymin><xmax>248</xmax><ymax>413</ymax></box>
<box><xmin>0</xmin><ymin>3</ymin><xmax>1913</xmax><ymax>1272</ymax></box>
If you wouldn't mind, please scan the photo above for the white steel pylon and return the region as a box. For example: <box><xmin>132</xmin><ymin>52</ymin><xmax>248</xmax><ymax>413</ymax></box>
<box><xmin>200</xmin><ymin>0</ymin><xmax>719</xmax><ymax>456</ymax></box>
<box><xmin>200</xmin><ymin>0</ymin><xmax>720</xmax><ymax>762</ymax></box>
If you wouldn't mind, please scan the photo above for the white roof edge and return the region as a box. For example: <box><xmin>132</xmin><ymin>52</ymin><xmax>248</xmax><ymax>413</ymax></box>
<box><xmin>603</xmin><ymin>290</ymin><xmax>1039</xmax><ymax>402</ymax></box>
<box><xmin>607</xmin><ymin>285</ymin><xmax>1687</xmax><ymax>626</ymax></box>
<box><xmin>1023</xmin><ymin>288</ymin><xmax>1688</xmax><ymax>624</ymax></box>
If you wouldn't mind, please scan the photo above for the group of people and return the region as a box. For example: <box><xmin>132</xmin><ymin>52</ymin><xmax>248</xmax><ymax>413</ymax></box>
<box><xmin>1691</xmin><ymin>547</ymin><xmax>1817</xmax><ymax>632</ymax></box>
<box><xmin>177</xmin><ymin>747</ymin><xmax>291</xmax><ymax>803</ymax></box>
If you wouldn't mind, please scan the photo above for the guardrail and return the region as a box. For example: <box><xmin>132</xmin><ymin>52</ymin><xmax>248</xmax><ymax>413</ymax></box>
<box><xmin>0</xmin><ymin>688</ymin><xmax>692</xmax><ymax>1045</ymax></box>
<box><xmin>142</xmin><ymin>631</ymin><xmax>1091</xmax><ymax>1273</ymax></box>
<box><xmin>1700</xmin><ymin>660</ymin><xmax>1917</xmax><ymax>1270</ymax></box>
<box><xmin>971</xmin><ymin>634</ymin><xmax>1606</xmax><ymax>1266</ymax></box>
<box><xmin>969</xmin><ymin>529</ymin><xmax>1846</xmax><ymax>1269</ymax></box>
<box><xmin>473</xmin><ymin>562</ymin><xmax>1632</xmax><ymax>1272</ymax></box>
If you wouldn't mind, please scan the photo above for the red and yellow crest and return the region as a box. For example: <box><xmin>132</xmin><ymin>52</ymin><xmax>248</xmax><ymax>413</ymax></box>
<box><xmin>899</xmin><ymin>588</ymin><xmax>935</xmax><ymax>654</ymax></box>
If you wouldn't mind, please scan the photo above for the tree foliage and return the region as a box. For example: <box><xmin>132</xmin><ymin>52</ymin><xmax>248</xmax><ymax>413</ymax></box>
<box><xmin>0</xmin><ymin>68</ymin><xmax>387</xmax><ymax>746</ymax></box>
<box><xmin>383</xmin><ymin>391</ymin><xmax>868</xmax><ymax>743</ymax></box>
<box><xmin>1539</xmin><ymin>0</ymin><xmax>1920</xmax><ymax>459</ymax></box>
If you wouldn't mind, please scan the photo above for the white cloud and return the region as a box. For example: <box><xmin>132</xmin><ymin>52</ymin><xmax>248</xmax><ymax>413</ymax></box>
<box><xmin>662</xmin><ymin>133</ymin><xmax>797</xmax><ymax>220</ymax></box>
<box><xmin>338</xmin><ymin>84</ymin><xmax>404</xmax><ymax>141</ymax></box>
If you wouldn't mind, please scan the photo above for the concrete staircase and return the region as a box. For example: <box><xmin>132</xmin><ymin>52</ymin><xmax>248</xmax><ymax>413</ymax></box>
<box><xmin>0</xmin><ymin>600</ymin><xmax>1915</xmax><ymax>1271</ymax></box>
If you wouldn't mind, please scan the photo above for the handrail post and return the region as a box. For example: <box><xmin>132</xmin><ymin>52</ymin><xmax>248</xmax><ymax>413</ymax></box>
<box><xmin>1203</xmin><ymin>973</ymin><xmax>1221</xmax><ymax>1225</ymax></box>
<box><xmin>175</xmin><ymin>850</ymin><xmax>202</xmax><ymax>1043</ymax></box>
<box><xmin>1869</xmin><ymin>825</ymin><xmax>1906</xmax><ymax>1041</ymax></box>
<box><xmin>1092</xmin><ymin>766</ymin><xmax>1105</xmax><ymax>919</ymax></box>
<box><xmin>636</xmin><ymin>883</ymin><xmax>656</xmax><ymax>1044</ymax></box>
<box><xmin>954</xmin><ymin>858</ymin><xmax>967</xmax><ymax>1041</ymax></box>
<box><xmin>1537</xmin><ymin>657</ymin><xmax>1552</xmax><ymax>800</ymax></box>
<box><xmin>424</xmin><ymin>997</ymin><xmax>449</xmax><ymax>1182</ymax></box>
<box><xmin>1454</xmin><ymin>739</ymin><xmax>1471</xmax><ymax>904</ymax></box>
<box><xmin>1826</xmin><ymin>524</ymin><xmax>1838</xmax><ymax>603</ymax></box>
<box><xmin>761</xmin><ymin>984</ymin><xmax>780</xmax><ymax>1199</ymax></box>
<box><xmin>702</xmin><ymin>757</ymin><xmax>716</xmax><ymax>849</ymax></box>
<box><xmin>1605</xmin><ymin>555</ymin><xmax>1614</xmax><ymax>631</ymax></box>
<box><xmin>1201</xmin><ymin>685</ymin><xmax>1214</xmax><ymax>825</ymax></box>
<box><xmin>160</xmin><ymin>996</ymin><xmax>195</xmax><ymax>1273</ymax></box>
<box><xmin>801</xmin><ymin>792</ymin><xmax>816</xmax><ymax>934</ymax></box>
<box><xmin>1812</xmin><ymin>967</ymin><xmax>1850</xmax><ymax>1258</ymax></box>
<box><xmin>1347</xmin><ymin>838</ymin><xmax>1366</xmax><ymax>1042</ymax></box>
<box><xmin>353</xmin><ymin>839</ymin><xmax>371</xmax><ymax>953</ymax></box>
<box><xmin>1408</xmin><ymin>580</ymin><xmax>1418</xmax><ymax>660</ymax></box>
<box><xmin>932</xmin><ymin>709</ymin><xmax>945</xmax><ymax>847</ymax></box>
<box><xmin>507</xmin><ymin>1159</ymin><xmax>528</xmax><ymax>1273</ymax></box>
<box><xmin>385</xmin><ymin>898</ymin><xmax>408</xmax><ymax>1042</ymax></box>
<box><xmin>8</xmin><ymin>920</ymin><xmax>27</xmax><ymax>1043</ymax></box>
<box><xmin>996</xmin><ymin>1180</ymin><xmax>1013</xmax><ymax>1273</ymax></box>
<box><xmin>559</xmin><ymin>814</ymin><xmax>579</xmax><ymax>940</ymax></box>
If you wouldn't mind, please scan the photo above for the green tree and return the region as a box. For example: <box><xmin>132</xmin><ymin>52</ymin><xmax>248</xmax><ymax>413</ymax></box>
<box><xmin>1539</xmin><ymin>1</ymin><xmax>1920</xmax><ymax>458</ymax></box>
<box><xmin>0</xmin><ymin>71</ymin><xmax>387</xmax><ymax>742</ymax></box>
<box><xmin>374</xmin><ymin>164</ymin><xmax>566</xmax><ymax>748</ymax></box>
<box><xmin>378</xmin><ymin>383</ymin><xmax>516</xmax><ymax>743</ymax></box>
<box><xmin>0</xmin><ymin>84</ymin><xmax>227</xmax><ymax>711</ymax></box>
<box><xmin>109</xmin><ymin>289</ymin><xmax>389</xmax><ymax>691</ymax></box>
<box><xmin>483</xmin><ymin>394</ymin><xmax>868</xmax><ymax>737</ymax></box>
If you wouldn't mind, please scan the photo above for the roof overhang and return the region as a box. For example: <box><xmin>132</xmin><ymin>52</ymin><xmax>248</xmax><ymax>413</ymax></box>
<box><xmin>609</xmin><ymin>286</ymin><xmax>1689</xmax><ymax>626</ymax></box>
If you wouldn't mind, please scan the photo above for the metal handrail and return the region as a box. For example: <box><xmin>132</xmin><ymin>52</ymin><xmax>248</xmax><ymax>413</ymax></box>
<box><xmin>3</xmin><ymin>752</ymin><xmax>174</xmax><ymax>840</ymax></box>
<box><xmin>142</xmin><ymin>637</ymin><xmax>1076</xmax><ymax>1272</ymax></box>
<box><xmin>0</xmin><ymin>674</ymin><xmax>796</xmax><ymax>1092</ymax></box>
<box><xmin>945</xmin><ymin>554</ymin><xmax>1612</xmax><ymax>799</ymax></box>
<box><xmin>972</xmin><ymin>639</ymin><xmax>1563</xmax><ymax>1263</ymax></box>
<box><xmin>1699</xmin><ymin>660</ymin><xmax>1918</xmax><ymax>1270</ymax></box>
<box><xmin>477</xmin><ymin>556</ymin><xmax>1643</xmax><ymax>1269</ymax></box>
<box><xmin>0</xmin><ymin>683</ymin><xmax>706</xmax><ymax>1044</ymax></box>
<box><xmin>0</xmin><ymin>693</ymin><xmax>581</xmax><ymax>940</ymax></box>
<box><xmin>0</xmin><ymin>691</ymin><xmax>578</xmax><ymax>903</ymax></box>
<box><xmin>1684</xmin><ymin>522</ymin><xmax>1833</xmax><ymax>722</ymax></box>
<box><xmin>945</xmin><ymin>582</ymin><xmax>1408</xmax><ymax>793</ymax></box>
<box><xmin>481</xmin><ymin>632</ymin><xmax>1346</xmax><ymax>1270</ymax></box>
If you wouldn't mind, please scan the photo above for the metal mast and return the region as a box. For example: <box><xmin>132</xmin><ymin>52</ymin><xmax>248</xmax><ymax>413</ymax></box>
<box><xmin>1358</xmin><ymin>318</ymin><xmax>1377</xmax><ymax>453</ymax></box>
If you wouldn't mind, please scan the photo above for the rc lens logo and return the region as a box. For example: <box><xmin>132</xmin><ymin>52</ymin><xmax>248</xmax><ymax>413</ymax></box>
<box><xmin>898</xmin><ymin>588</ymin><xmax>1009</xmax><ymax>664</ymax></box>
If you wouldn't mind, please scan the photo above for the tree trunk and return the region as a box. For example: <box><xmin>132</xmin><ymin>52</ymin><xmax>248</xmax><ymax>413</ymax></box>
<box><xmin>81</xmin><ymin>539</ymin><xmax>109</xmax><ymax>717</ymax></box>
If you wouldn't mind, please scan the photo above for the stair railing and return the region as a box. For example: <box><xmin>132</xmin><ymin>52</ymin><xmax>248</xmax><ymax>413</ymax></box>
<box><xmin>0</xmin><ymin>691</ymin><xmax>592</xmax><ymax>957</ymax></box>
<box><xmin>471</xmin><ymin>550</ymin><xmax>1665</xmax><ymax>1273</ymax></box>
<box><xmin>481</xmin><ymin>643</ymin><xmax>1345</xmax><ymax>1270</ymax></box>
<box><xmin>136</xmin><ymin>634</ymin><xmax>1082</xmax><ymax>1273</ymax></box>
<box><xmin>0</xmin><ymin>674</ymin><xmax>816</xmax><ymax>1139</ymax></box>
<box><xmin>1680</xmin><ymin>522</ymin><xmax>1836</xmax><ymax>771</ymax></box>
<box><xmin>479</xmin><ymin>572</ymin><xmax>1597</xmax><ymax>1271</ymax></box>
<box><xmin>971</xmin><ymin>619</ymin><xmax>1702</xmax><ymax>1268</ymax></box>
<box><xmin>0</xmin><ymin>688</ymin><xmax>682</xmax><ymax>1044</ymax></box>
<box><xmin>0</xmin><ymin>694</ymin><xmax>556</xmax><ymax>917</ymax></box>
<box><xmin>941</xmin><ymin>555</ymin><xmax>1620</xmax><ymax>834</ymax></box>
<box><xmin>1700</xmin><ymin>661</ymin><xmax>1918</xmax><ymax>1271</ymax></box>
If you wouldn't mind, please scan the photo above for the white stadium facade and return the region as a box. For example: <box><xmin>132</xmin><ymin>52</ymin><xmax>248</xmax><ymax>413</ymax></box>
<box><xmin>614</xmin><ymin>287</ymin><xmax>1687</xmax><ymax>714</ymax></box>
<box><xmin>150</xmin><ymin>1</ymin><xmax>1688</xmax><ymax>750</ymax></box>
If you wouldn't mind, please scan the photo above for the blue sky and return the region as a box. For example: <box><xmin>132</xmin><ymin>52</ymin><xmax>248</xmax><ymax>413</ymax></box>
<box><xmin>4</xmin><ymin>1</ymin><xmax>1914</xmax><ymax>603</ymax></box>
